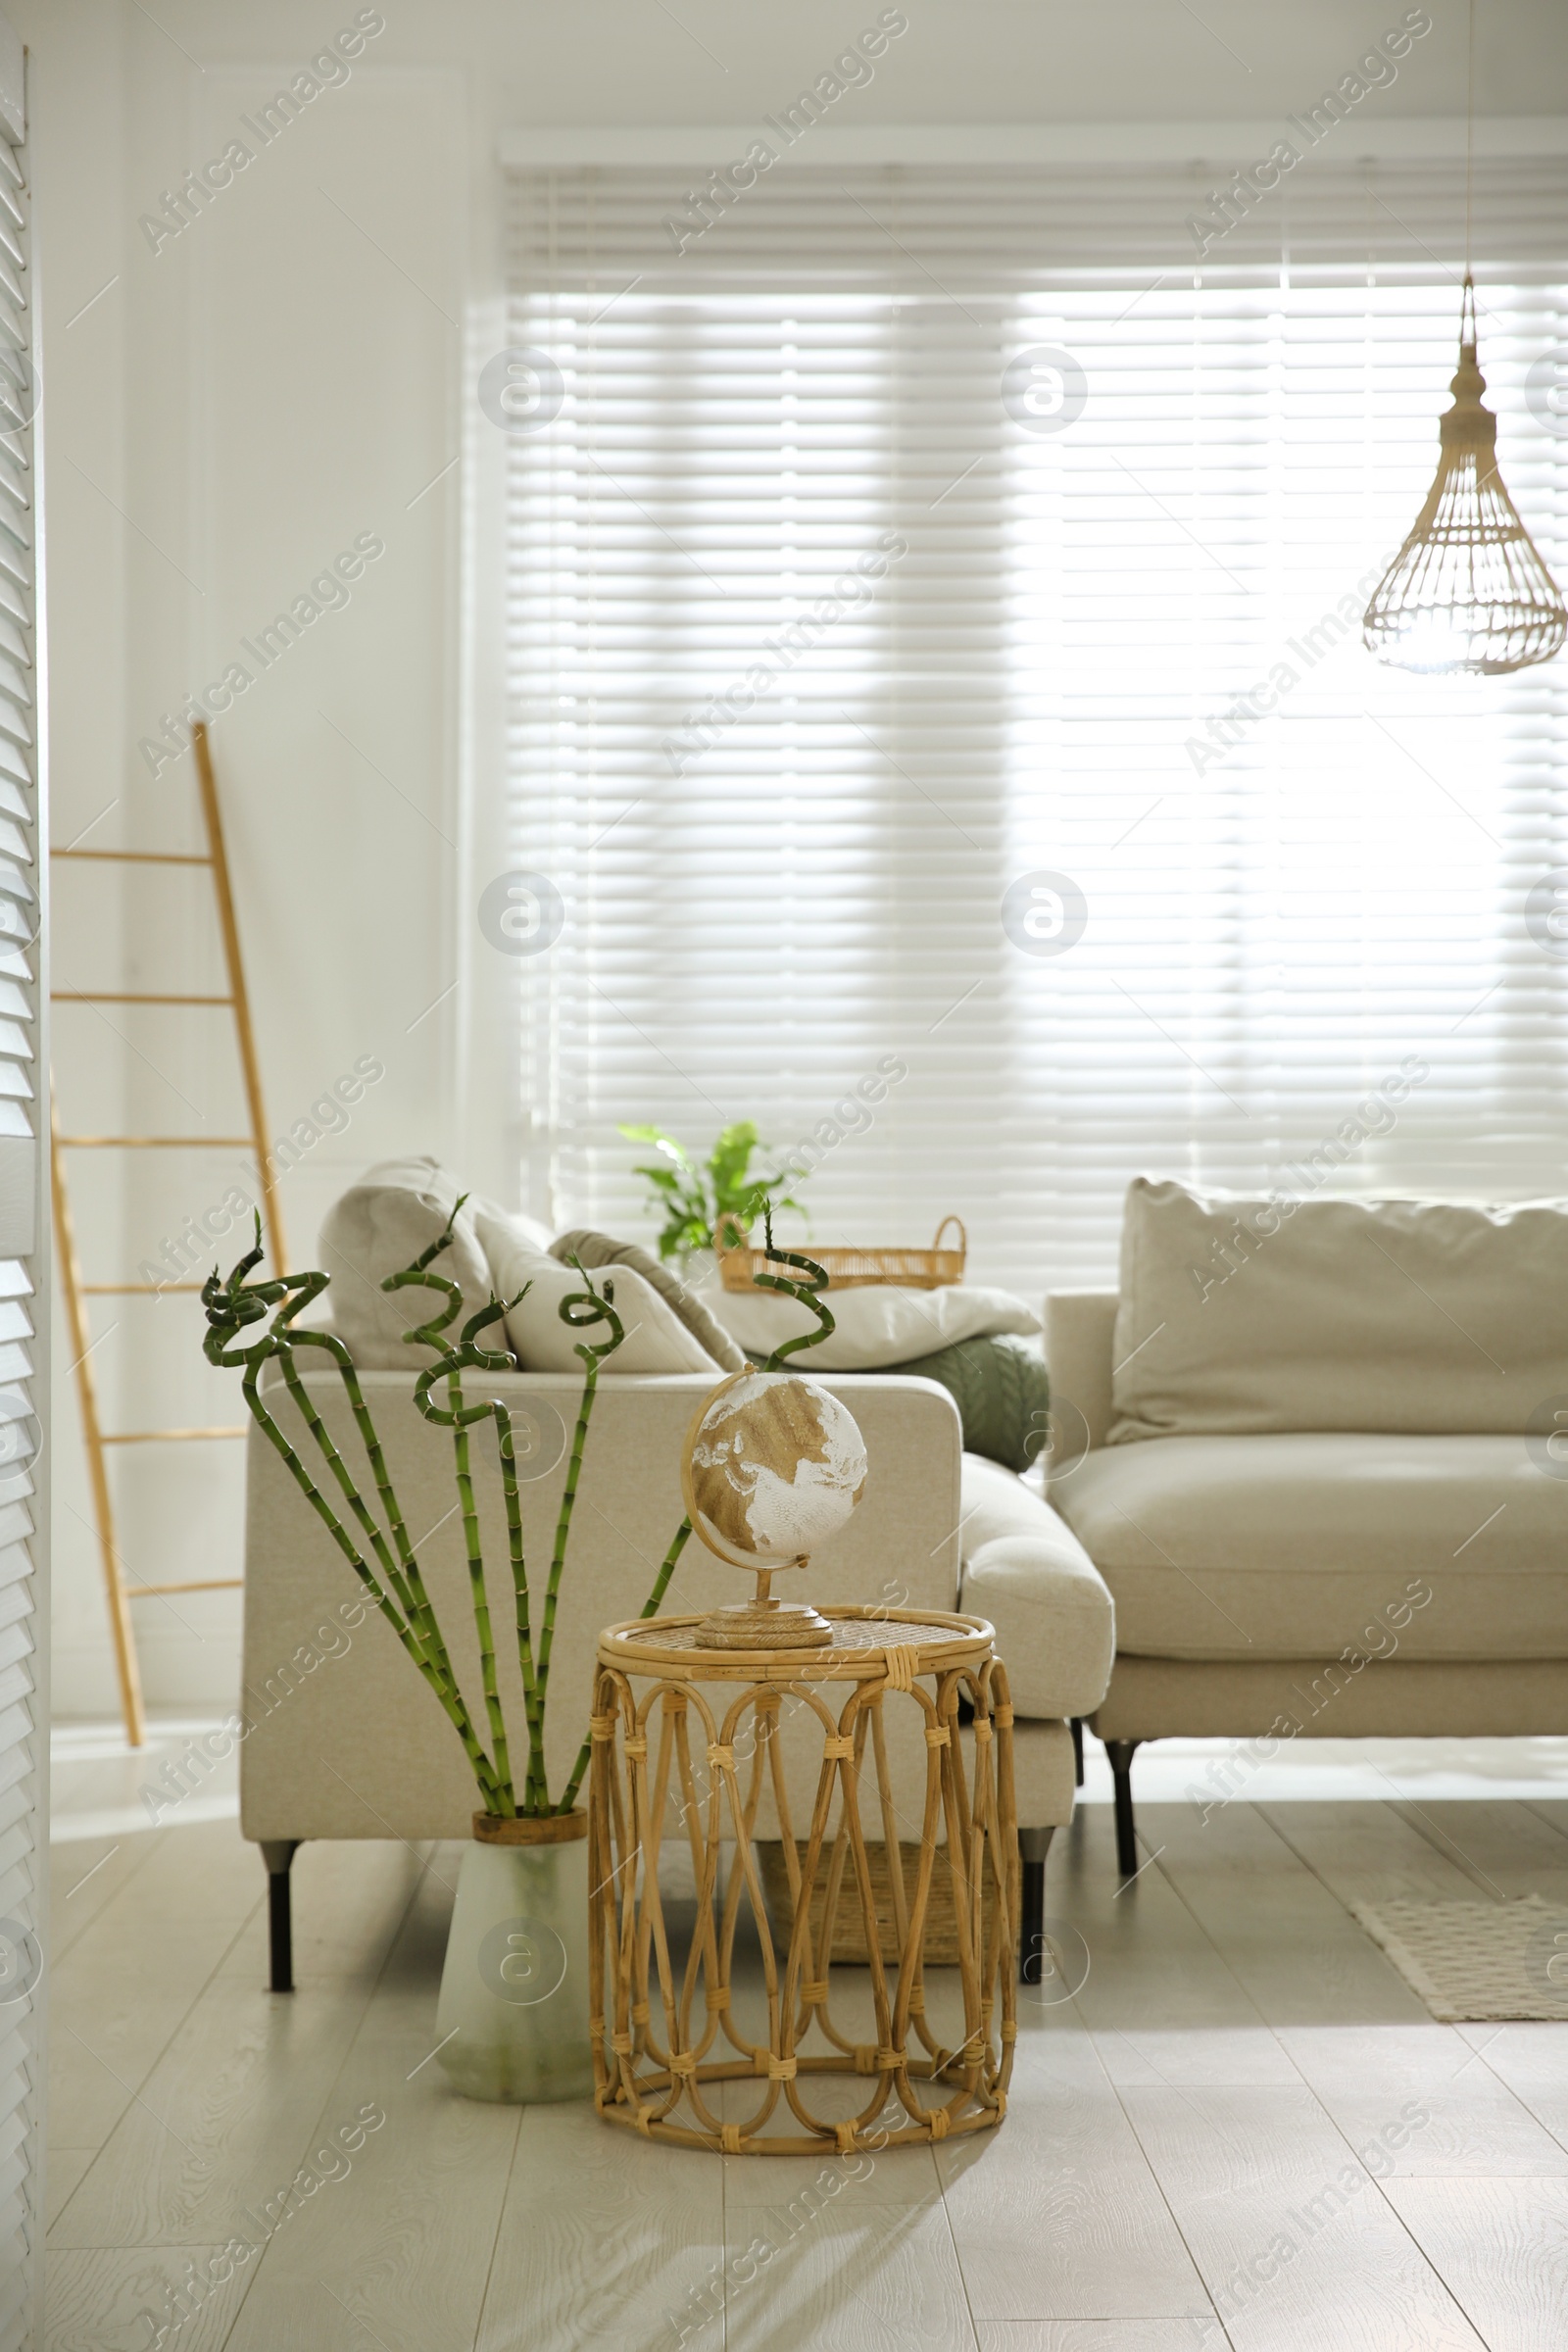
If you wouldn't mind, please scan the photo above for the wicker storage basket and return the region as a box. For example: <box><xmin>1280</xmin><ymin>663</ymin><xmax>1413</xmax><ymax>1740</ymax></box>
<box><xmin>714</xmin><ymin>1214</ymin><xmax>966</xmax><ymax>1294</ymax></box>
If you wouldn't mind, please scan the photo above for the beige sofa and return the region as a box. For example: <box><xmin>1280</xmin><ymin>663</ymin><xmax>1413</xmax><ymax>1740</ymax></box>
<box><xmin>1047</xmin><ymin>1179</ymin><xmax>1568</xmax><ymax>1873</ymax></box>
<box><xmin>241</xmin><ymin>1369</ymin><xmax>1114</xmax><ymax>1987</ymax></box>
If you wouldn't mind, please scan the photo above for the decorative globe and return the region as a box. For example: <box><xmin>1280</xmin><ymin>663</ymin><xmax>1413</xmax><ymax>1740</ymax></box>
<box><xmin>682</xmin><ymin>1371</ymin><xmax>868</xmax><ymax>1572</ymax></box>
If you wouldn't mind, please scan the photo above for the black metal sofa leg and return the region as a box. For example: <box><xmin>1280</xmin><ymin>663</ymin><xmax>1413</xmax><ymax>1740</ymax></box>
<box><xmin>1018</xmin><ymin>1826</ymin><xmax>1055</xmax><ymax>1983</ymax></box>
<box><xmin>1070</xmin><ymin>1717</ymin><xmax>1084</xmax><ymax>1788</ymax></box>
<box><xmin>260</xmin><ymin>1839</ymin><xmax>299</xmax><ymax>1992</ymax></box>
<box><xmin>1103</xmin><ymin>1740</ymin><xmax>1142</xmax><ymax>1877</ymax></box>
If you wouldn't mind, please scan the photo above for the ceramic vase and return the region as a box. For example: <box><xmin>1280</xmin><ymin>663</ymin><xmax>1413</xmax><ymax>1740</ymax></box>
<box><xmin>435</xmin><ymin>1810</ymin><xmax>594</xmax><ymax>2103</ymax></box>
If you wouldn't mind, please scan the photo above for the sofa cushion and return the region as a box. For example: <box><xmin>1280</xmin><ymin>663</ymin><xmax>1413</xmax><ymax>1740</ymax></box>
<box><xmin>478</xmin><ymin>1212</ymin><xmax>725</xmax><ymax>1375</ymax></box>
<box><xmin>552</xmin><ymin>1228</ymin><xmax>747</xmax><ymax>1372</ymax></box>
<box><xmin>1111</xmin><ymin>1176</ymin><xmax>1568</xmax><ymax>1441</ymax></box>
<box><xmin>957</xmin><ymin>1453</ymin><xmax>1115</xmax><ymax>1717</ymax></box>
<box><xmin>319</xmin><ymin>1156</ymin><xmax>508</xmax><ymax>1367</ymax></box>
<box><xmin>710</xmin><ymin>1278</ymin><xmax>1040</xmax><ymax>1368</ymax></box>
<box><xmin>1054</xmin><ymin>1432</ymin><xmax>1568</xmax><ymax>1663</ymax></box>
<box><xmin>884</xmin><ymin>1336</ymin><xmax>1049</xmax><ymax>1474</ymax></box>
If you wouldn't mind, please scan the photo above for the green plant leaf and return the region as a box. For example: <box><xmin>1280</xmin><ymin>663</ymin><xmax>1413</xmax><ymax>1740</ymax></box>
<box><xmin>619</xmin><ymin>1123</ymin><xmax>694</xmax><ymax>1174</ymax></box>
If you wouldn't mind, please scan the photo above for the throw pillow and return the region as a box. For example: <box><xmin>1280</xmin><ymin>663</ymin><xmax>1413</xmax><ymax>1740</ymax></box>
<box><xmin>1111</xmin><ymin>1174</ymin><xmax>1568</xmax><ymax>1440</ymax></box>
<box><xmin>886</xmin><ymin>1334</ymin><xmax>1050</xmax><ymax>1475</ymax></box>
<box><xmin>319</xmin><ymin>1157</ymin><xmax>497</xmax><ymax>1368</ymax></box>
<box><xmin>708</xmin><ymin>1278</ymin><xmax>1041</xmax><ymax>1370</ymax></box>
<box><xmin>478</xmin><ymin>1211</ymin><xmax>725</xmax><ymax>1375</ymax></box>
<box><xmin>552</xmin><ymin>1228</ymin><xmax>748</xmax><ymax>1373</ymax></box>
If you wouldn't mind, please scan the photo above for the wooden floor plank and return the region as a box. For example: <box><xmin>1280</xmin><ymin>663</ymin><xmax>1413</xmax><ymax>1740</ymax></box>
<box><xmin>723</xmin><ymin>2199</ymin><xmax>979</xmax><ymax>2352</ymax></box>
<box><xmin>474</xmin><ymin>2196</ymin><xmax>727</xmax><ymax>2351</ymax></box>
<box><xmin>1385</xmin><ymin>2176</ymin><xmax>1568</xmax><ymax>2351</ymax></box>
<box><xmin>1450</xmin><ymin>2023</ymin><xmax>1568</xmax><ymax>2148</ymax></box>
<box><xmin>1265</xmin><ymin>2021</ymin><xmax>1568</xmax><ymax>2179</ymax></box>
<box><xmin>1383</xmin><ymin>1798</ymin><xmax>1568</xmax><ymax>1904</ymax></box>
<box><xmin>1261</xmin><ymin>1795</ymin><xmax>1568</xmax><ymax>1909</ymax></box>
<box><xmin>43</xmin><ymin>2152</ymin><xmax>94</xmax><ymax>2234</ymax></box>
<box><xmin>45</xmin><ymin>2244</ymin><xmax>252</xmax><ymax>2352</ymax></box>
<box><xmin>1257</xmin><ymin>1801</ymin><xmax>1568</xmax><ymax>2171</ymax></box>
<box><xmin>724</xmin><ymin>2137</ymin><xmax>942</xmax><ymax>2211</ymax></box>
<box><xmin>47</xmin><ymin>1917</ymin><xmax>241</xmax><ymax>2153</ymax></box>
<box><xmin>1042</xmin><ymin>1813</ymin><xmax>1297</xmax><ymax>2088</ymax></box>
<box><xmin>938</xmin><ymin>2025</ymin><xmax>1213</xmax><ymax>2323</ymax></box>
<box><xmin>1142</xmin><ymin>1802</ymin><xmax>1430</xmax><ymax>2028</ymax></box>
<box><xmin>510</xmin><ymin>2099</ymin><xmax>724</xmax><ymax>2212</ymax></box>
<box><xmin>1119</xmin><ymin>2083</ymin><xmax>1489</xmax><ymax>2352</ymax></box>
<box><xmin>49</xmin><ymin>1832</ymin><xmax>164</xmax><ymax>1961</ymax></box>
<box><xmin>976</xmin><ymin>2329</ymin><xmax>1218</xmax><ymax>2352</ymax></box>
<box><xmin>221</xmin><ymin>1858</ymin><xmax>518</xmax><ymax>2352</ymax></box>
<box><xmin>214</xmin><ymin>1837</ymin><xmax>436</xmax><ymax>1989</ymax></box>
<box><xmin>50</xmin><ymin>1844</ymin><xmax>423</xmax><ymax>2246</ymax></box>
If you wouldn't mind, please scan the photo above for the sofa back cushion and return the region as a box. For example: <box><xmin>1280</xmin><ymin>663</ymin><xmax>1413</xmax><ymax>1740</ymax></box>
<box><xmin>1110</xmin><ymin>1177</ymin><xmax>1568</xmax><ymax>1440</ymax></box>
<box><xmin>551</xmin><ymin>1228</ymin><xmax>747</xmax><ymax>1372</ymax></box>
<box><xmin>479</xmin><ymin>1213</ymin><xmax>725</xmax><ymax>1374</ymax></box>
<box><xmin>710</xmin><ymin>1279</ymin><xmax>1040</xmax><ymax>1368</ymax></box>
<box><xmin>319</xmin><ymin>1157</ymin><xmax>510</xmax><ymax>1368</ymax></box>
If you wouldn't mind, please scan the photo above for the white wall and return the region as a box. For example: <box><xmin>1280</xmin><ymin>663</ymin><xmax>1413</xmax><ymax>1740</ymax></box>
<box><xmin>18</xmin><ymin>0</ymin><xmax>1567</xmax><ymax>1716</ymax></box>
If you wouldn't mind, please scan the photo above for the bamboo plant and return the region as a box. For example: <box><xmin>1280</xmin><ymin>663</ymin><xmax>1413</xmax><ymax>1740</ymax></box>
<box><xmin>201</xmin><ymin>1204</ymin><xmax>692</xmax><ymax>1816</ymax></box>
<box><xmin>201</xmin><ymin>1201</ymin><xmax>836</xmax><ymax>1818</ymax></box>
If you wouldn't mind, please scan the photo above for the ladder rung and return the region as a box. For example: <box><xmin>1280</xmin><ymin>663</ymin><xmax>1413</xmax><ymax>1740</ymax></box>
<box><xmin>52</xmin><ymin>719</ymin><xmax>288</xmax><ymax>1754</ymax></box>
<box><xmin>58</xmin><ymin>1135</ymin><xmax>254</xmax><ymax>1149</ymax></box>
<box><xmin>101</xmin><ymin>1426</ymin><xmax>248</xmax><ymax>1444</ymax></box>
<box><xmin>53</xmin><ymin>849</ymin><xmax>212</xmax><ymax>866</ymax></box>
<box><xmin>82</xmin><ymin>1283</ymin><xmax>205</xmax><ymax>1295</ymax></box>
<box><xmin>126</xmin><ymin>1578</ymin><xmax>243</xmax><ymax>1597</ymax></box>
<box><xmin>53</xmin><ymin>992</ymin><xmax>234</xmax><ymax>1006</ymax></box>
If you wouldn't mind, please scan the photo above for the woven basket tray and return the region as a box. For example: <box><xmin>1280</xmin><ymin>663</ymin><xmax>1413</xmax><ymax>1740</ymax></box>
<box><xmin>757</xmin><ymin>1838</ymin><xmax>999</xmax><ymax>1967</ymax></box>
<box><xmin>715</xmin><ymin>1215</ymin><xmax>966</xmax><ymax>1295</ymax></box>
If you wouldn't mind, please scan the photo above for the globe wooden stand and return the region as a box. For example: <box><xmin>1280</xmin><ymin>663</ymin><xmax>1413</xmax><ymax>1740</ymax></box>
<box><xmin>693</xmin><ymin>1564</ymin><xmax>832</xmax><ymax>1650</ymax></box>
<box><xmin>588</xmin><ymin>1606</ymin><xmax>1017</xmax><ymax>2154</ymax></box>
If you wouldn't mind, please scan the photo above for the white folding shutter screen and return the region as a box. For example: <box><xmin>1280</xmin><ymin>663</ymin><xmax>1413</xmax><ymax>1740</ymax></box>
<box><xmin>500</xmin><ymin>160</ymin><xmax>1568</xmax><ymax>1292</ymax></box>
<box><xmin>0</xmin><ymin>15</ymin><xmax>44</xmax><ymax>2342</ymax></box>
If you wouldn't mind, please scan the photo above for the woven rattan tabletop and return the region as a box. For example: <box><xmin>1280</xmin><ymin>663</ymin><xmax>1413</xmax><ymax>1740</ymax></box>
<box><xmin>596</xmin><ymin>1604</ymin><xmax>996</xmax><ymax>1682</ymax></box>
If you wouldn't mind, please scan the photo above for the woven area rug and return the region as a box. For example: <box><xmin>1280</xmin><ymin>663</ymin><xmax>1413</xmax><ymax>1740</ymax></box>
<box><xmin>1348</xmin><ymin>1892</ymin><xmax>1568</xmax><ymax>2022</ymax></box>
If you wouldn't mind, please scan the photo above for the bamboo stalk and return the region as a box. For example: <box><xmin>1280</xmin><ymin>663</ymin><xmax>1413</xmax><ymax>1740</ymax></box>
<box><xmin>535</xmin><ymin>1354</ymin><xmax>598</xmax><ymax>1768</ymax></box>
<box><xmin>496</xmin><ymin>1401</ymin><xmax>548</xmax><ymax>1814</ymax></box>
<box><xmin>204</xmin><ymin>1215</ymin><xmax>636</xmax><ymax>1826</ymax></box>
<box><xmin>751</xmin><ymin>1206</ymin><xmax>836</xmax><ymax>1370</ymax></box>
<box><xmin>450</xmin><ymin>1373</ymin><xmax>515</xmax><ymax>1814</ymax></box>
<box><xmin>556</xmin><ymin>1511</ymin><xmax>693</xmax><ymax>1816</ymax></box>
<box><xmin>203</xmin><ymin>1230</ymin><xmax>503</xmax><ymax>1808</ymax></box>
<box><xmin>524</xmin><ymin>1267</ymin><xmax>624</xmax><ymax>1813</ymax></box>
<box><xmin>239</xmin><ymin>1354</ymin><xmax>503</xmax><ymax>1807</ymax></box>
<box><xmin>287</xmin><ymin>1327</ymin><xmax>461</xmax><ymax>1710</ymax></box>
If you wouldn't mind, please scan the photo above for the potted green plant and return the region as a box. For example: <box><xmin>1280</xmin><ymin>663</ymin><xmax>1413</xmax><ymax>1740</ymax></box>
<box><xmin>201</xmin><ymin>1204</ymin><xmax>694</xmax><ymax>2102</ymax></box>
<box><xmin>618</xmin><ymin>1119</ymin><xmax>808</xmax><ymax>1263</ymax></box>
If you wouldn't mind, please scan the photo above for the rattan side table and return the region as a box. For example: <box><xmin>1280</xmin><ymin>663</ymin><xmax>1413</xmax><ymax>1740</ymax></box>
<box><xmin>588</xmin><ymin>1605</ymin><xmax>1017</xmax><ymax>2154</ymax></box>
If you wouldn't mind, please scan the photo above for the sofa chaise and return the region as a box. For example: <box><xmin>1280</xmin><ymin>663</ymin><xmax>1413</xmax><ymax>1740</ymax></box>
<box><xmin>1047</xmin><ymin>1178</ymin><xmax>1568</xmax><ymax>1872</ymax></box>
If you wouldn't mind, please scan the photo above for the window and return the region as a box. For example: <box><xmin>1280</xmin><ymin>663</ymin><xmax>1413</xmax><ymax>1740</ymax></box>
<box><xmin>495</xmin><ymin>156</ymin><xmax>1568</xmax><ymax>1294</ymax></box>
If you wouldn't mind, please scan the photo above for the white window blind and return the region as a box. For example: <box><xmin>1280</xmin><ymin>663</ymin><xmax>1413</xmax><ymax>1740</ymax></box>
<box><xmin>0</xmin><ymin>14</ymin><xmax>44</xmax><ymax>2343</ymax></box>
<box><xmin>498</xmin><ymin>157</ymin><xmax>1568</xmax><ymax>1295</ymax></box>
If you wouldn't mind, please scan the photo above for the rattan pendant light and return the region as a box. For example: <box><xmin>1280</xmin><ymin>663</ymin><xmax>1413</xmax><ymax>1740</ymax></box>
<box><xmin>1361</xmin><ymin>0</ymin><xmax>1567</xmax><ymax>675</ymax></box>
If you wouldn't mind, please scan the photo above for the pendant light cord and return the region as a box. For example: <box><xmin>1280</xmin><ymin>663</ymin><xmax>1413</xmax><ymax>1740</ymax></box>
<box><xmin>1464</xmin><ymin>0</ymin><xmax>1475</xmax><ymax>291</ymax></box>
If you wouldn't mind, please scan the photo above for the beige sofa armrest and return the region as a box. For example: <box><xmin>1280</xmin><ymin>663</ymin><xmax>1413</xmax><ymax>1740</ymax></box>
<box><xmin>957</xmin><ymin>1453</ymin><xmax>1114</xmax><ymax>1721</ymax></box>
<box><xmin>1045</xmin><ymin>1289</ymin><xmax>1117</xmax><ymax>1477</ymax></box>
<box><xmin>239</xmin><ymin>1367</ymin><xmax>976</xmax><ymax>1844</ymax></box>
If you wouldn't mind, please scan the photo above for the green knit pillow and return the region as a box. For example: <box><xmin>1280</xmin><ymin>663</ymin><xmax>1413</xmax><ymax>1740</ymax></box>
<box><xmin>744</xmin><ymin>1329</ymin><xmax>1050</xmax><ymax>1473</ymax></box>
<box><xmin>889</xmin><ymin>1332</ymin><xmax>1050</xmax><ymax>1473</ymax></box>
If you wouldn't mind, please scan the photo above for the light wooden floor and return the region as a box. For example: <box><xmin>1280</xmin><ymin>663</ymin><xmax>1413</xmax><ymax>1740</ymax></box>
<box><xmin>43</xmin><ymin>1730</ymin><xmax>1568</xmax><ymax>2351</ymax></box>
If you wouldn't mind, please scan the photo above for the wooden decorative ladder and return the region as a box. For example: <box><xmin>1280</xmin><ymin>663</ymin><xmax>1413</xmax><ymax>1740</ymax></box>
<box><xmin>50</xmin><ymin>720</ymin><xmax>285</xmax><ymax>1745</ymax></box>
